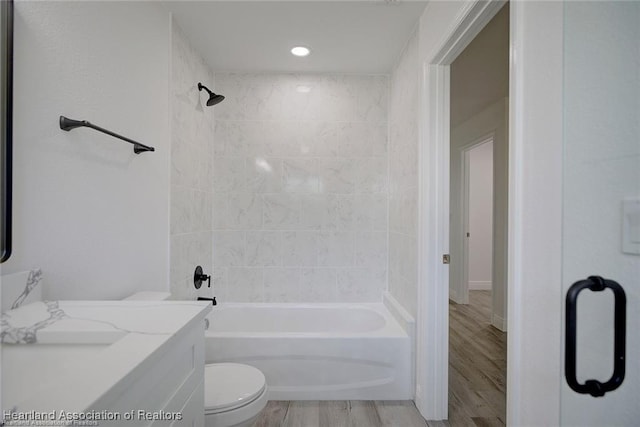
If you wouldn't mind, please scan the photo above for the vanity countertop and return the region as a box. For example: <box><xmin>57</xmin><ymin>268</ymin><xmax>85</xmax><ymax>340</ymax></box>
<box><xmin>1</xmin><ymin>300</ymin><xmax>211</xmax><ymax>417</ymax></box>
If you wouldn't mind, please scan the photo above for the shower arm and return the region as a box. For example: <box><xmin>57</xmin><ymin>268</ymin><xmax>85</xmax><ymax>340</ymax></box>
<box><xmin>59</xmin><ymin>115</ymin><xmax>155</xmax><ymax>154</ymax></box>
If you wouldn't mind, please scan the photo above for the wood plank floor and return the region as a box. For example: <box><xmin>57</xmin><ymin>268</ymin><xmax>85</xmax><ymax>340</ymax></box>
<box><xmin>253</xmin><ymin>400</ymin><xmax>435</xmax><ymax>427</ymax></box>
<box><xmin>448</xmin><ymin>291</ymin><xmax>507</xmax><ymax>426</ymax></box>
<box><xmin>251</xmin><ymin>290</ymin><xmax>506</xmax><ymax>427</ymax></box>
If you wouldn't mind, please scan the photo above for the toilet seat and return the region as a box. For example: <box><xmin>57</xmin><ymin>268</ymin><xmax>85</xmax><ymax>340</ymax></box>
<box><xmin>204</xmin><ymin>363</ymin><xmax>266</xmax><ymax>415</ymax></box>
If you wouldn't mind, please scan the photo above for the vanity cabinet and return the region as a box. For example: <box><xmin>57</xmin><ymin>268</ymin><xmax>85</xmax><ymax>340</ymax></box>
<box><xmin>2</xmin><ymin>301</ymin><xmax>210</xmax><ymax>427</ymax></box>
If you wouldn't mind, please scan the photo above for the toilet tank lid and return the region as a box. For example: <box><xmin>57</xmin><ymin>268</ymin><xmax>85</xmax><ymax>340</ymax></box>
<box><xmin>205</xmin><ymin>363</ymin><xmax>266</xmax><ymax>412</ymax></box>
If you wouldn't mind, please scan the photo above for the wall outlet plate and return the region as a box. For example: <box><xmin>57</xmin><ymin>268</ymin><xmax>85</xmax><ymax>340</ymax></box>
<box><xmin>622</xmin><ymin>198</ymin><xmax>640</xmax><ymax>255</ymax></box>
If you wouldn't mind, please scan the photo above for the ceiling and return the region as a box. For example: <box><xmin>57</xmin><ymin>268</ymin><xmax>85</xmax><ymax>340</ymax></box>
<box><xmin>163</xmin><ymin>1</ymin><xmax>428</xmax><ymax>74</ymax></box>
<box><xmin>450</xmin><ymin>3</ymin><xmax>509</xmax><ymax>127</ymax></box>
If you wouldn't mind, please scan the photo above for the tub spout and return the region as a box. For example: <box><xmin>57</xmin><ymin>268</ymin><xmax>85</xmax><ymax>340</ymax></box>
<box><xmin>198</xmin><ymin>297</ymin><xmax>217</xmax><ymax>306</ymax></box>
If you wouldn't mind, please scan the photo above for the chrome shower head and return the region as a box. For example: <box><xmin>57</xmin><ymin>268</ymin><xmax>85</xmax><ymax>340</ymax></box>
<box><xmin>198</xmin><ymin>83</ymin><xmax>225</xmax><ymax>106</ymax></box>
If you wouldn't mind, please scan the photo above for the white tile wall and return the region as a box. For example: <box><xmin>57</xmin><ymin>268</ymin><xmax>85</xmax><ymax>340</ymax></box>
<box><xmin>388</xmin><ymin>30</ymin><xmax>420</xmax><ymax>318</ymax></box>
<box><xmin>169</xmin><ymin>21</ymin><xmax>215</xmax><ymax>300</ymax></box>
<box><xmin>213</xmin><ymin>73</ymin><xmax>389</xmax><ymax>303</ymax></box>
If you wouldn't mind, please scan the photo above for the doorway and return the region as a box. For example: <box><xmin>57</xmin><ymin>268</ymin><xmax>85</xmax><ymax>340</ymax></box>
<box><xmin>464</xmin><ymin>138</ymin><xmax>494</xmax><ymax>299</ymax></box>
<box><xmin>447</xmin><ymin>2</ymin><xmax>508</xmax><ymax>424</ymax></box>
<box><xmin>413</xmin><ymin>0</ymin><xmax>509</xmax><ymax>420</ymax></box>
<box><xmin>449</xmin><ymin>132</ymin><xmax>505</xmax><ymax>426</ymax></box>
<box><xmin>450</xmin><ymin>135</ymin><xmax>495</xmax><ymax>306</ymax></box>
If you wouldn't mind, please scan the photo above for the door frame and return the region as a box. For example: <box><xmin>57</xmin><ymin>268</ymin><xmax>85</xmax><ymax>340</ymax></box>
<box><xmin>414</xmin><ymin>0</ymin><xmax>506</xmax><ymax>420</ymax></box>
<box><xmin>415</xmin><ymin>1</ymin><xmax>564</xmax><ymax>424</ymax></box>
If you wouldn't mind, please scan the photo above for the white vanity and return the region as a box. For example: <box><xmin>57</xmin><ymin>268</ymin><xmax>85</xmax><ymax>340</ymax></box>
<box><xmin>1</xmin><ymin>300</ymin><xmax>211</xmax><ymax>426</ymax></box>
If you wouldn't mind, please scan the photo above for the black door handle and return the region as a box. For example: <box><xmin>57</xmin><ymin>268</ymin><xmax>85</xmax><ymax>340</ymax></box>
<box><xmin>565</xmin><ymin>276</ymin><xmax>626</xmax><ymax>397</ymax></box>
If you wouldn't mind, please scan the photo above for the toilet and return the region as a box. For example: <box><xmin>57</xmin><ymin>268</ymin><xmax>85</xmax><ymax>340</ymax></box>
<box><xmin>124</xmin><ymin>292</ymin><xmax>268</xmax><ymax>426</ymax></box>
<box><xmin>204</xmin><ymin>363</ymin><xmax>268</xmax><ymax>427</ymax></box>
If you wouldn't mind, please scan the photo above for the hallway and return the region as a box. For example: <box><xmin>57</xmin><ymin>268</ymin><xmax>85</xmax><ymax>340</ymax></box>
<box><xmin>449</xmin><ymin>291</ymin><xmax>507</xmax><ymax>426</ymax></box>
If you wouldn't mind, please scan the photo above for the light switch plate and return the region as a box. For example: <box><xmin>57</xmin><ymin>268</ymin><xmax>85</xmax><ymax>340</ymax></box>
<box><xmin>622</xmin><ymin>198</ymin><xmax>640</xmax><ymax>255</ymax></box>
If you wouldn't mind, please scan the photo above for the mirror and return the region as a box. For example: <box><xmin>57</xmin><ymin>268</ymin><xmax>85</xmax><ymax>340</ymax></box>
<box><xmin>1</xmin><ymin>0</ymin><xmax>13</xmax><ymax>263</ymax></box>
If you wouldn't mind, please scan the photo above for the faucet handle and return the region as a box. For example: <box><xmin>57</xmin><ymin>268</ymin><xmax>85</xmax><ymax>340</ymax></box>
<box><xmin>193</xmin><ymin>265</ymin><xmax>210</xmax><ymax>289</ymax></box>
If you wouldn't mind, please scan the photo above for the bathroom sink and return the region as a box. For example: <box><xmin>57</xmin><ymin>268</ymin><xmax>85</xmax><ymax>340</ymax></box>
<box><xmin>36</xmin><ymin>321</ymin><xmax>127</xmax><ymax>344</ymax></box>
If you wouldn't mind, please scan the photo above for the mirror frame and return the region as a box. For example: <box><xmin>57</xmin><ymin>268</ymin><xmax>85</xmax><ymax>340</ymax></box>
<box><xmin>1</xmin><ymin>0</ymin><xmax>13</xmax><ymax>263</ymax></box>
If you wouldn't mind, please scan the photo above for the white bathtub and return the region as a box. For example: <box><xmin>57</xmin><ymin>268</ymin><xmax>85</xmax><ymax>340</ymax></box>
<box><xmin>204</xmin><ymin>301</ymin><xmax>413</xmax><ymax>400</ymax></box>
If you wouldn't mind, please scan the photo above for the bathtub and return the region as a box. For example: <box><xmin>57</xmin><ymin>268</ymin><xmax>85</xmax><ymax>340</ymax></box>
<box><xmin>204</xmin><ymin>298</ymin><xmax>413</xmax><ymax>400</ymax></box>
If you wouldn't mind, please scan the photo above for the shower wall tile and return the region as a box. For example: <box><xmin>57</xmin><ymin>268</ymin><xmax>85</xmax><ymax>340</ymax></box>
<box><xmin>212</xmin><ymin>267</ymin><xmax>228</xmax><ymax>302</ymax></box>
<box><xmin>299</xmin><ymin>122</ymin><xmax>338</xmax><ymax>157</ymax></box>
<box><xmin>388</xmin><ymin>29</ymin><xmax>420</xmax><ymax>318</ymax></box>
<box><xmin>332</xmin><ymin>194</ymin><xmax>390</xmax><ymax>232</ymax></box>
<box><xmin>216</xmin><ymin>74</ymin><xmax>387</xmax><ymax>123</ymax></box>
<box><xmin>317</xmin><ymin>231</ymin><xmax>355</xmax><ymax>267</ymax></box>
<box><xmin>355</xmin><ymin>157</ymin><xmax>388</xmax><ymax>194</ymax></box>
<box><xmin>263</xmin><ymin>194</ymin><xmax>300</xmax><ymax>230</ymax></box>
<box><xmin>214</xmin><ymin>192</ymin><xmax>263</xmax><ymax>230</ymax></box>
<box><xmin>355</xmin><ymin>232</ymin><xmax>388</xmax><ymax>269</ymax></box>
<box><xmin>319</xmin><ymin>159</ymin><xmax>356</xmax><ymax>193</ymax></box>
<box><xmin>299</xmin><ymin>194</ymin><xmax>335</xmax><ymax>230</ymax></box>
<box><xmin>283</xmin><ymin>159</ymin><xmax>320</xmax><ymax>193</ymax></box>
<box><xmin>246</xmin><ymin>231</ymin><xmax>281</xmax><ymax>266</ymax></box>
<box><xmin>300</xmin><ymin>268</ymin><xmax>337</xmax><ymax>302</ymax></box>
<box><xmin>170</xmin><ymin>21</ymin><xmax>216</xmax><ymax>301</ymax></box>
<box><xmin>337</xmin><ymin>268</ymin><xmax>386</xmax><ymax>302</ymax></box>
<box><xmin>213</xmin><ymin>157</ymin><xmax>246</xmax><ymax>193</ymax></box>
<box><xmin>282</xmin><ymin>231</ymin><xmax>317</xmax><ymax>267</ymax></box>
<box><xmin>170</xmin><ymin>231</ymin><xmax>213</xmax><ymax>301</ymax></box>
<box><xmin>227</xmin><ymin>268</ymin><xmax>263</xmax><ymax>302</ymax></box>
<box><xmin>213</xmin><ymin>231</ymin><xmax>245</xmax><ymax>267</ymax></box>
<box><xmin>214</xmin><ymin>121</ymin><xmax>252</xmax><ymax>157</ymax></box>
<box><xmin>264</xmin><ymin>268</ymin><xmax>300</xmax><ymax>302</ymax></box>
<box><xmin>247</xmin><ymin>157</ymin><xmax>283</xmax><ymax>193</ymax></box>
<box><xmin>213</xmin><ymin>73</ymin><xmax>389</xmax><ymax>303</ymax></box>
<box><xmin>171</xmin><ymin>187</ymin><xmax>212</xmax><ymax>235</ymax></box>
<box><xmin>338</xmin><ymin>122</ymin><xmax>388</xmax><ymax>157</ymax></box>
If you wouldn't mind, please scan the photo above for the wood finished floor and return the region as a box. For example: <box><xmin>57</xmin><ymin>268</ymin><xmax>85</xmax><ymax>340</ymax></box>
<box><xmin>252</xmin><ymin>400</ymin><xmax>436</xmax><ymax>427</ymax></box>
<box><xmin>251</xmin><ymin>291</ymin><xmax>506</xmax><ymax>427</ymax></box>
<box><xmin>448</xmin><ymin>291</ymin><xmax>507</xmax><ymax>426</ymax></box>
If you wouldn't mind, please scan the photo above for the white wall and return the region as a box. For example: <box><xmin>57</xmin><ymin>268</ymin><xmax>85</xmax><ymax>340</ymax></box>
<box><xmin>169</xmin><ymin>21</ymin><xmax>215</xmax><ymax>301</ymax></box>
<box><xmin>389</xmin><ymin>28</ymin><xmax>420</xmax><ymax>318</ymax></box>
<box><xmin>212</xmin><ymin>73</ymin><xmax>388</xmax><ymax>303</ymax></box>
<box><xmin>3</xmin><ymin>1</ymin><xmax>170</xmax><ymax>299</ymax></box>
<box><xmin>468</xmin><ymin>141</ymin><xmax>493</xmax><ymax>288</ymax></box>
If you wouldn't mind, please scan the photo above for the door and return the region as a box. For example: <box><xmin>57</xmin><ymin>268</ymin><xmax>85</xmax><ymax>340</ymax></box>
<box><xmin>561</xmin><ymin>1</ymin><xmax>640</xmax><ymax>425</ymax></box>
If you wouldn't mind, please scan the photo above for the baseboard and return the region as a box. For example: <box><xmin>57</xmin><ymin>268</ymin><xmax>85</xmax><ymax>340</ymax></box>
<box><xmin>468</xmin><ymin>280</ymin><xmax>492</xmax><ymax>290</ymax></box>
<box><xmin>492</xmin><ymin>313</ymin><xmax>507</xmax><ymax>331</ymax></box>
<box><xmin>449</xmin><ymin>288</ymin><xmax>469</xmax><ymax>304</ymax></box>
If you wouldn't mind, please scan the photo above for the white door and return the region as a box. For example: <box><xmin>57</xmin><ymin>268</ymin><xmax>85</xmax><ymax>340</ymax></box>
<box><xmin>561</xmin><ymin>1</ymin><xmax>640</xmax><ymax>425</ymax></box>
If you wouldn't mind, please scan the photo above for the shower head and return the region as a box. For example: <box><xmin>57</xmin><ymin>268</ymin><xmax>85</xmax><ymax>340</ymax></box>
<box><xmin>198</xmin><ymin>83</ymin><xmax>225</xmax><ymax>106</ymax></box>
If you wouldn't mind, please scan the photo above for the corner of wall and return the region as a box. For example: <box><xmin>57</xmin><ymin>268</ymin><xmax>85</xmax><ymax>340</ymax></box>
<box><xmin>169</xmin><ymin>21</ymin><xmax>216</xmax><ymax>301</ymax></box>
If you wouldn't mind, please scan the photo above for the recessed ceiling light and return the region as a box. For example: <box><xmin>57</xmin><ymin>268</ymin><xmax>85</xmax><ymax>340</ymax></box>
<box><xmin>296</xmin><ymin>85</ymin><xmax>312</xmax><ymax>94</ymax></box>
<box><xmin>291</xmin><ymin>46</ymin><xmax>311</xmax><ymax>57</ymax></box>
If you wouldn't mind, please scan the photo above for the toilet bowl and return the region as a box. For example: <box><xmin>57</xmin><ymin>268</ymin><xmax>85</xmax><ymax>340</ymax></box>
<box><xmin>123</xmin><ymin>293</ymin><xmax>268</xmax><ymax>426</ymax></box>
<box><xmin>204</xmin><ymin>363</ymin><xmax>268</xmax><ymax>427</ymax></box>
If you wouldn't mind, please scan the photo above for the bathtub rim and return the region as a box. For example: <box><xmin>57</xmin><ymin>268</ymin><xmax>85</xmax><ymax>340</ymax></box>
<box><xmin>204</xmin><ymin>302</ymin><xmax>409</xmax><ymax>338</ymax></box>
